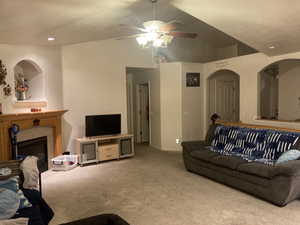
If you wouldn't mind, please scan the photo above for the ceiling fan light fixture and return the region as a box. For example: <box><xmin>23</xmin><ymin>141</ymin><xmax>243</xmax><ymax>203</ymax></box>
<box><xmin>145</xmin><ymin>32</ymin><xmax>159</xmax><ymax>41</ymax></box>
<box><xmin>153</xmin><ymin>38</ymin><xmax>164</xmax><ymax>47</ymax></box>
<box><xmin>143</xmin><ymin>20</ymin><xmax>164</xmax><ymax>32</ymax></box>
<box><xmin>136</xmin><ymin>36</ymin><xmax>148</xmax><ymax>46</ymax></box>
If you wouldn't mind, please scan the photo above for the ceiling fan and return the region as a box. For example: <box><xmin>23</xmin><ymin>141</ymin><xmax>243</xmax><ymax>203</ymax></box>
<box><xmin>119</xmin><ymin>0</ymin><xmax>198</xmax><ymax>48</ymax></box>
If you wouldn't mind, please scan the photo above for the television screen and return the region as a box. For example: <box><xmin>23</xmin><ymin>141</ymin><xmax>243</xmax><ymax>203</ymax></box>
<box><xmin>85</xmin><ymin>114</ymin><xmax>121</xmax><ymax>137</ymax></box>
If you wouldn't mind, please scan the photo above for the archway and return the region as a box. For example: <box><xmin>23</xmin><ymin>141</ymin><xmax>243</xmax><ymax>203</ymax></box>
<box><xmin>208</xmin><ymin>69</ymin><xmax>240</xmax><ymax>122</ymax></box>
<box><xmin>14</xmin><ymin>59</ymin><xmax>44</xmax><ymax>101</ymax></box>
<box><xmin>258</xmin><ymin>59</ymin><xmax>300</xmax><ymax>121</ymax></box>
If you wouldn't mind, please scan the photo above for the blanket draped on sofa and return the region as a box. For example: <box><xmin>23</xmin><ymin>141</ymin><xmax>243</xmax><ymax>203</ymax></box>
<box><xmin>210</xmin><ymin>125</ymin><xmax>300</xmax><ymax>165</ymax></box>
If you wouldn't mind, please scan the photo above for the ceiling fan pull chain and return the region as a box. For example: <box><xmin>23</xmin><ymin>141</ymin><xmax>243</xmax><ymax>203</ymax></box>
<box><xmin>152</xmin><ymin>0</ymin><xmax>157</xmax><ymax>20</ymax></box>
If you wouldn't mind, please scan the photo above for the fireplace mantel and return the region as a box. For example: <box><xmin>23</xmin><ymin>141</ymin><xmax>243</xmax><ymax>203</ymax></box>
<box><xmin>0</xmin><ymin>110</ymin><xmax>68</xmax><ymax>160</ymax></box>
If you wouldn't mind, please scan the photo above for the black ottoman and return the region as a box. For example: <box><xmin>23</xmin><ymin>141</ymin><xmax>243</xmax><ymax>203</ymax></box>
<box><xmin>60</xmin><ymin>214</ymin><xmax>130</xmax><ymax>225</ymax></box>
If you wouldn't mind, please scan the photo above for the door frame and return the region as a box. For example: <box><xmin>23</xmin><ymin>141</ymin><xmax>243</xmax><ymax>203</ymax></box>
<box><xmin>136</xmin><ymin>82</ymin><xmax>151</xmax><ymax>144</ymax></box>
<box><xmin>126</xmin><ymin>73</ymin><xmax>134</xmax><ymax>134</ymax></box>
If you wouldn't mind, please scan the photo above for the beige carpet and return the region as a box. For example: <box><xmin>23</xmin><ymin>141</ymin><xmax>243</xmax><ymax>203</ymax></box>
<box><xmin>43</xmin><ymin>145</ymin><xmax>300</xmax><ymax>225</ymax></box>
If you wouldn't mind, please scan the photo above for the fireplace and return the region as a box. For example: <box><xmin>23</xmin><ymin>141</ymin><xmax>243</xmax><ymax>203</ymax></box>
<box><xmin>0</xmin><ymin>110</ymin><xmax>67</xmax><ymax>161</ymax></box>
<box><xmin>17</xmin><ymin>136</ymin><xmax>48</xmax><ymax>172</ymax></box>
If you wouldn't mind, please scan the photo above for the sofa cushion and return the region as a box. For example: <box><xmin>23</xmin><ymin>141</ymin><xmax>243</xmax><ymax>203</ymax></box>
<box><xmin>273</xmin><ymin>160</ymin><xmax>300</xmax><ymax>177</ymax></box>
<box><xmin>237</xmin><ymin>162</ymin><xmax>275</xmax><ymax>178</ymax></box>
<box><xmin>190</xmin><ymin>149</ymin><xmax>219</xmax><ymax>162</ymax></box>
<box><xmin>238</xmin><ymin>160</ymin><xmax>300</xmax><ymax>178</ymax></box>
<box><xmin>208</xmin><ymin>155</ymin><xmax>247</xmax><ymax>170</ymax></box>
<box><xmin>185</xmin><ymin>154</ymin><xmax>270</xmax><ymax>187</ymax></box>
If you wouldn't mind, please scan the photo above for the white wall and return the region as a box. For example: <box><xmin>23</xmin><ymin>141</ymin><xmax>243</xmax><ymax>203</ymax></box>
<box><xmin>160</xmin><ymin>63</ymin><xmax>182</xmax><ymax>151</ymax></box>
<box><xmin>0</xmin><ymin>44</ymin><xmax>63</xmax><ymax>113</ymax></box>
<box><xmin>62</xmin><ymin>39</ymin><xmax>154</xmax><ymax>152</ymax></box>
<box><xmin>278</xmin><ymin>60</ymin><xmax>300</xmax><ymax>120</ymax></box>
<box><xmin>158</xmin><ymin>38</ymin><xmax>217</xmax><ymax>63</ymax></box>
<box><xmin>181</xmin><ymin>63</ymin><xmax>203</xmax><ymax>141</ymax></box>
<box><xmin>159</xmin><ymin>62</ymin><xmax>203</xmax><ymax>151</ymax></box>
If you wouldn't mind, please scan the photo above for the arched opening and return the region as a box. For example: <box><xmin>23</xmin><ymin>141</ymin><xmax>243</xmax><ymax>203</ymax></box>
<box><xmin>258</xmin><ymin>59</ymin><xmax>300</xmax><ymax>121</ymax></box>
<box><xmin>14</xmin><ymin>60</ymin><xmax>44</xmax><ymax>101</ymax></box>
<box><xmin>208</xmin><ymin>69</ymin><xmax>240</xmax><ymax>122</ymax></box>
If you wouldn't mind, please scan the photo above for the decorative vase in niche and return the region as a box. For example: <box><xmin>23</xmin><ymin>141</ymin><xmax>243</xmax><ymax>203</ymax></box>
<box><xmin>15</xmin><ymin>74</ymin><xmax>29</xmax><ymax>100</ymax></box>
<box><xmin>17</xmin><ymin>91</ymin><xmax>27</xmax><ymax>101</ymax></box>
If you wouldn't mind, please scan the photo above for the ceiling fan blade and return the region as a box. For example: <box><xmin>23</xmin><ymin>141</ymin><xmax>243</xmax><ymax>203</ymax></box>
<box><xmin>159</xmin><ymin>20</ymin><xmax>182</xmax><ymax>32</ymax></box>
<box><xmin>168</xmin><ymin>31</ymin><xmax>198</xmax><ymax>39</ymax></box>
<box><xmin>119</xmin><ymin>24</ymin><xmax>147</xmax><ymax>32</ymax></box>
<box><xmin>116</xmin><ymin>34</ymin><xmax>143</xmax><ymax>40</ymax></box>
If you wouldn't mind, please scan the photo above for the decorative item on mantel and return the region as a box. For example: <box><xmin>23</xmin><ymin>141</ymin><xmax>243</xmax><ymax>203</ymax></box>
<box><xmin>0</xmin><ymin>60</ymin><xmax>11</xmax><ymax>97</ymax></box>
<box><xmin>15</xmin><ymin>73</ymin><xmax>29</xmax><ymax>100</ymax></box>
<box><xmin>31</xmin><ymin>108</ymin><xmax>42</xmax><ymax>113</ymax></box>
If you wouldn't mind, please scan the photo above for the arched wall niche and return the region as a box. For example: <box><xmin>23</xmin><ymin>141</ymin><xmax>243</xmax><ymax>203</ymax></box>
<box><xmin>257</xmin><ymin>58</ymin><xmax>300</xmax><ymax>121</ymax></box>
<box><xmin>207</xmin><ymin>69</ymin><xmax>240</xmax><ymax>123</ymax></box>
<box><xmin>14</xmin><ymin>59</ymin><xmax>46</xmax><ymax>104</ymax></box>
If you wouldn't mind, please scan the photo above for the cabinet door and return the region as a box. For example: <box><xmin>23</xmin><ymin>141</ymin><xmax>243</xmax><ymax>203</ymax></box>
<box><xmin>120</xmin><ymin>138</ymin><xmax>133</xmax><ymax>156</ymax></box>
<box><xmin>81</xmin><ymin>142</ymin><xmax>97</xmax><ymax>163</ymax></box>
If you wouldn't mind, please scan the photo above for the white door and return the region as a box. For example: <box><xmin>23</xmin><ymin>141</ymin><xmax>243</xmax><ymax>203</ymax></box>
<box><xmin>138</xmin><ymin>84</ymin><xmax>150</xmax><ymax>143</ymax></box>
<box><xmin>209</xmin><ymin>73</ymin><xmax>239</xmax><ymax>122</ymax></box>
<box><xmin>216</xmin><ymin>80</ymin><xmax>238</xmax><ymax>121</ymax></box>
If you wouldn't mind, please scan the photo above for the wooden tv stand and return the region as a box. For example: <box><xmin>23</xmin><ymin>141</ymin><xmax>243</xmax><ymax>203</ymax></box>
<box><xmin>76</xmin><ymin>134</ymin><xmax>134</xmax><ymax>165</ymax></box>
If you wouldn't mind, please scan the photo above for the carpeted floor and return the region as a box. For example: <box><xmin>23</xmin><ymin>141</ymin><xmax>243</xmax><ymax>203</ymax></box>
<box><xmin>43</xmin><ymin>145</ymin><xmax>300</xmax><ymax>225</ymax></box>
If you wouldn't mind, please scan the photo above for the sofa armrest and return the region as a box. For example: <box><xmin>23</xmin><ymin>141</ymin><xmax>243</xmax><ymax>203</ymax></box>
<box><xmin>181</xmin><ymin>140</ymin><xmax>207</xmax><ymax>155</ymax></box>
<box><xmin>274</xmin><ymin>160</ymin><xmax>300</xmax><ymax>177</ymax></box>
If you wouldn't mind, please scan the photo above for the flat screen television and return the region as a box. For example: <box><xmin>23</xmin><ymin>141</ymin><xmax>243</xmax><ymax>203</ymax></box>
<box><xmin>85</xmin><ymin>114</ymin><xmax>121</xmax><ymax>137</ymax></box>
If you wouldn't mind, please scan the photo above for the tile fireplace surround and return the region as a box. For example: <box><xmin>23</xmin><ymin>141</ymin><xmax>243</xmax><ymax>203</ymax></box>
<box><xmin>0</xmin><ymin>110</ymin><xmax>67</xmax><ymax>160</ymax></box>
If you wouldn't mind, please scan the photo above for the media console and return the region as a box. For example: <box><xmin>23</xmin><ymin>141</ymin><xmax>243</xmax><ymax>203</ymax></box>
<box><xmin>75</xmin><ymin>134</ymin><xmax>134</xmax><ymax>165</ymax></box>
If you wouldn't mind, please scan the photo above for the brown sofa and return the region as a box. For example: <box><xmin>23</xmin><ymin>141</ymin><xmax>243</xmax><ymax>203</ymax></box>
<box><xmin>182</xmin><ymin>123</ymin><xmax>300</xmax><ymax>206</ymax></box>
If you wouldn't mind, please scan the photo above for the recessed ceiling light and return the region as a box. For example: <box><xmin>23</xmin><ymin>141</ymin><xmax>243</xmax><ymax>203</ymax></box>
<box><xmin>48</xmin><ymin>37</ymin><xmax>55</xmax><ymax>41</ymax></box>
<box><xmin>269</xmin><ymin>46</ymin><xmax>275</xmax><ymax>49</ymax></box>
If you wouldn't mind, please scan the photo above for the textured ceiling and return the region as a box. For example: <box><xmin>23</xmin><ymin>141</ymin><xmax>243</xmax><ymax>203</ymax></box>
<box><xmin>0</xmin><ymin>0</ymin><xmax>245</xmax><ymax>48</ymax></box>
<box><xmin>172</xmin><ymin>0</ymin><xmax>300</xmax><ymax>56</ymax></box>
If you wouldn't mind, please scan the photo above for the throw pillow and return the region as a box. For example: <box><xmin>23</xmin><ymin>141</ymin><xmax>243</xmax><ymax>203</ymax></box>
<box><xmin>0</xmin><ymin>218</ymin><xmax>29</xmax><ymax>225</ymax></box>
<box><xmin>0</xmin><ymin>188</ymin><xmax>20</xmax><ymax>220</ymax></box>
<box><xmin>0</xmin><ymin>176</ymin><xmax>32</xmax><ymax>210</ymax></box>
<box><xmin>275</xmin><ymin>149</ymin><xmax>300</xmax><ymax>165</ymax></box>
<box><xmin>20</xmin><ymin>156</ymin><xmax>40</xmax><ymax>190</ymax></box>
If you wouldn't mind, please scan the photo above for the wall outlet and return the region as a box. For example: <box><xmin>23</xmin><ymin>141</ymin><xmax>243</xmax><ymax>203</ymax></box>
<box><xmin>176</xmin><ymin>139</ymin><xmax>180</xmax><ymax>144</ymax></box>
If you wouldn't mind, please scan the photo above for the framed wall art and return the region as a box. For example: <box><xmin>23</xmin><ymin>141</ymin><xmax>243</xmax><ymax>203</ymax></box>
<box><xmin>186</xmin><ymin>72</ymin><xmax>200</xmax><ymax>87</ymax></box>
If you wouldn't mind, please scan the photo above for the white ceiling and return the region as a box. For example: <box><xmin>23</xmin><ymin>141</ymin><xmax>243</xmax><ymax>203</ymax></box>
<box><xmin>0</xmin><ymin>0</ymin><xmax>244</xmax><ymax>48</ymax></box>
<box><xmin>172</xmin><ymin>0</ymin><xmax>300</xmax><ymax>56</ymax></box>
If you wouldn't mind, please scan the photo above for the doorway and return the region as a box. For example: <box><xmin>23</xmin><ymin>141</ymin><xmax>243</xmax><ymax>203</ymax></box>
<box><xmin>126</xmin><ymin>68</ymin><xmax>153</xmax><ymax>145</ymax></box>
<box><xmin>208</xmin><ymin>70</ymin><xmax>240</xmax><ymax>122</ymax></box>
<box><xmin>258</xmin><ymin>59</ymin><xmax>300</xmax><ymax>121</ymax></box>
<box><xmin>137</xmin><ymin>83</ymin><xmax>150</xmax><ymax>143</ymax></box>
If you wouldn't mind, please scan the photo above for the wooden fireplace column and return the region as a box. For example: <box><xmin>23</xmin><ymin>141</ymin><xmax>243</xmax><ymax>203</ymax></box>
<box><xmin>0</xmin><ymin>110</ymin><xmax>67</xmax><ymax>161</ymax></box>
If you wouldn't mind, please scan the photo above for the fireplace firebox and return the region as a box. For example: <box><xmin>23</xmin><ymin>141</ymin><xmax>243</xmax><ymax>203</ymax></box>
<box><xmin>17</xmin><ymin>136</ymin><xmax>48</xmax><ymax>172</ymax></box>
